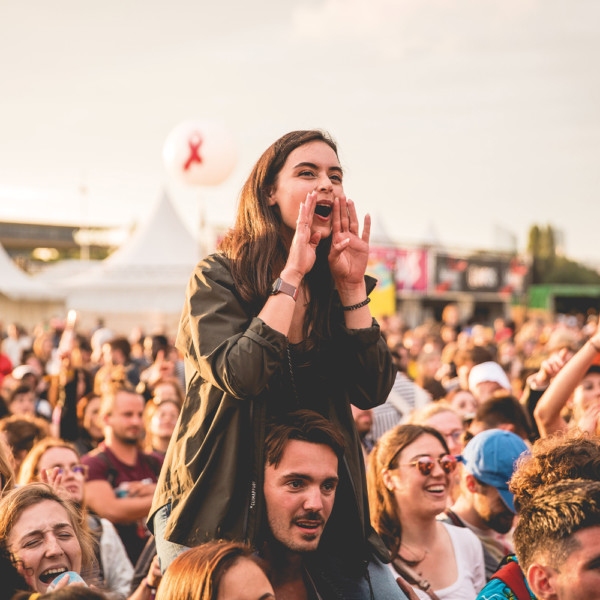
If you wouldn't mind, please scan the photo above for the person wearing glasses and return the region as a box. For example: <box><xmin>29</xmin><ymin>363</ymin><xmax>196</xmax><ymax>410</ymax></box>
<box><xmin>18</xmin><ymin>438</ymin><xmax>134</xmax><ymax>599</ymax></box>
<box><xmin>367</xmin><ymin>424</ymin><xmax>486</xmax><ymax>599</ymax></box>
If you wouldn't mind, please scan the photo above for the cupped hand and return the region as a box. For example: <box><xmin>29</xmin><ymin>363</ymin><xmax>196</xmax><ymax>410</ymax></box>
<box><xmin>328</xmin><ymin>195</ymin><xmax>371</xmax><ymax>290</ymax></box>
<box><xmin>284</xmin><ymin>191</ymin><xmax>322</xmax><ymax>282</ymax></box>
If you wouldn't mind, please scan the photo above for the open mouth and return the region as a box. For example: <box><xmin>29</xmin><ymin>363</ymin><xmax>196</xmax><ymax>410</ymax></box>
<box><xmin>314</xmin><ymin>203</ymin><xmax>332</xmax><ymax>218</ymax></box>
<box><xmin>425</xmin><ymin>484</ymin><xmax>445</xmax><ymax>495</ymax></box>
<box><xmin>40</xmin><ymin>567</ymin><xmax>68</xmax><ymax>584</ymax></box>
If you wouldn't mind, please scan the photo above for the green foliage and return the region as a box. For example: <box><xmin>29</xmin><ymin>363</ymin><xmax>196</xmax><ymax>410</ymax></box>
<box><xmin>527</xmin><ymin>224</ymin><xmax>600</xmax><ymax>284</ymax></box>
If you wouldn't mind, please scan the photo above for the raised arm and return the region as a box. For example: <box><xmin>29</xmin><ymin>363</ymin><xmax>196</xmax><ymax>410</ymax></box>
<box><xmin>534</xmin><ymin>332</ymin><xmax>600</xmax><ymax>437</ymax></box>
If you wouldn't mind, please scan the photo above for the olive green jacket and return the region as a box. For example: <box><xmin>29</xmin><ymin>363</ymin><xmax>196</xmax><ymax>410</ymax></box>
<box><xmin>150</xmin><ymin>253</ymin><xmax>395</xmax><ymax>562</ymax></box>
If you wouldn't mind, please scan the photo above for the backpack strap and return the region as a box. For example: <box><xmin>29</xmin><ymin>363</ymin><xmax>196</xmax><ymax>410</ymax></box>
<box><xmin>443</xmin><ymin>508</ymin><xmax>465</xmax><ymax>528</ymax></box>
<box><xmin>91</xmin><ymin>449</ymin><xmax>120</xmax><ymax>488</ymax></box>
<box><xmin>491</xmin><ymin>559</ymin><xmax>531</xmax><ymax>600</ymax></box>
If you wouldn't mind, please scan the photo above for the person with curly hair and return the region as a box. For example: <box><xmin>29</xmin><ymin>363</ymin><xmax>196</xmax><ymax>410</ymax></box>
<box><xmin>476</xmin><ymin>430</ymin><xmax>600</xmax><ymax>600</ymax></box>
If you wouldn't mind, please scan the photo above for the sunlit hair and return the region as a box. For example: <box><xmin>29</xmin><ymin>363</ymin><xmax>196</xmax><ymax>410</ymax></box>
<box><xmin>514</xmin><ymin>479</ymin><xmax>600</xmax><ymax>572</ymax></box>
<box><xmin>0</xmin><ymin>433</ymin><xmax>15</xmax><ymax>496</ymax></box>
<box><xmin>77</xmin><ymin>393</ymin><xmax>101</xmax><ymax>427</ymax></box>
<box><xmin>510</xmin><ymin>430</ymin><xmax>600</xmax><ymax>513</ymax></box>
<box><xmin>150</xmin><ymin>377</ymin><xmax>185</xmax><ymax>406</ymax></box>
<box><xmin>407</xmin><ymin>400</ymin><xmax>461</xmax><ymax>425</ymax></box>
<box><xmin>18</xmin><ymin>438</ymin><xmax>81</xmax><ymax>488</ymax></box>
<box><xmin>0</xmin><ymin>483</ymin><xmax>96</xmax><ymax>575</ymax></box>
<box><xmin>218</xmin><ymin>130</ymin><xmax>339</xmax><ymax>346</ymax></box>
<box><xmin>0</xmin><ymin>414</ymin><xmax>49</xmax><ymax>466</ymax></box>
<box><xmin>367</xmin><ymin>424</ymin><xmax>449</xmax><ymax>557</ymax></box>
<box><xmin>99</xmin><ymin>384</ymin><xmax>142</xmax><ymax>420</ymax></box>
<box><xmin>156</xmin><ymin>540</ymin><xmax>267</xmax><ymax>600</ymax></box>
<box><xmin>264</xmin><ymin>409</ymin><xmax>345</xmax><ymax>468</ymax></box>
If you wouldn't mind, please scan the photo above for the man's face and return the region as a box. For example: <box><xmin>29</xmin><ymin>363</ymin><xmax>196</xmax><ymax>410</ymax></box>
<box><xmin>263</xmin><ymin>439</ymin><xmax>338</xmax><ymax>554</ymax></box>
<box><xmin>474</xmin><ymin>380</ymin><xmax>505</xmax><ymax>402</ymax></box>
<box><xmin>105</xmin><ymin>391</ymin><xmax>144</xmax><ymax>445</ymax></box>
<box><xmin>351</xmin><ymin>405</ymin><xmax>373</xmax><ymax>437</ymax></box>
<box><xmin>472</xmin><ymin>479</ymin><xmax>515</xmax><ymax>534</ymax></box>
<box><xmin>531</xmin><ymin>525</ymin><xmax>600</xmax><ymax>600</ymax></box>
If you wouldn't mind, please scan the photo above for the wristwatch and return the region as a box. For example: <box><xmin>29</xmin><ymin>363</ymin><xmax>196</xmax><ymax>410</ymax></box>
<box><xmin>271</xmin><ymin>278</ymin><xmax>299</xmax><ymax>301</ymax></box>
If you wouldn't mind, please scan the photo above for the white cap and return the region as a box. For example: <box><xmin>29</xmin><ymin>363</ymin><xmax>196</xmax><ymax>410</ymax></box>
<box><xmin>468</xmin><ymin>361</ymin><xmax>511</xmax><ymax>392</ymax></box>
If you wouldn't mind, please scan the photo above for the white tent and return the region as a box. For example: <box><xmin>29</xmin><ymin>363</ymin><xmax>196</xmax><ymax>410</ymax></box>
<box><xmin>61</xmin><ymin>192</ymin><xmax>201</xmax><ymax>333</ymax></box>
<box><xmin>0</xmin><ymin>241</ymin><xmax>65</xmax><ymax>327</ymax></box>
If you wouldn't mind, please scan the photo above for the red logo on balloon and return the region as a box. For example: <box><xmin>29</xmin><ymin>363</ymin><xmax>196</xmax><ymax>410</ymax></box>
<box><xmin>183</xmin><ymin>133</ymin><xmax>204</xmax><ymax>170</ymax></box>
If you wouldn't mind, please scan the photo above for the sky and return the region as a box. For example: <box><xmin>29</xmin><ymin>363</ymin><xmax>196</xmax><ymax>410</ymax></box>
<box><xmin>1</xmin><ymin>0</ymin><xmax>599</xmax><ymax>264</ymax></box>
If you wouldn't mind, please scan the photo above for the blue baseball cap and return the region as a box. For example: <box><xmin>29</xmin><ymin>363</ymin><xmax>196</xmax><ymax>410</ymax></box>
<box><xmin>459</xmin><ymin>429</ymin><xmax>529</xmax><ymax>514</ymax></box>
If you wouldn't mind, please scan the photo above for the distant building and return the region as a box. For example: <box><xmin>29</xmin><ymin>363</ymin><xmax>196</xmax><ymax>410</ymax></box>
<box><xmin>0</xmin><ymin>221</ymin><xmax>124</xmax><ymax>271</ymax></box>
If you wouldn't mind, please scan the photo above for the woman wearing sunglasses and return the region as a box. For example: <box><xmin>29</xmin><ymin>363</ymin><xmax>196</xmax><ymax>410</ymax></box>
<box><xmin>367</xmin><ymin>424</ymin><xmax>485</xmax><ymax>599</ymax></box>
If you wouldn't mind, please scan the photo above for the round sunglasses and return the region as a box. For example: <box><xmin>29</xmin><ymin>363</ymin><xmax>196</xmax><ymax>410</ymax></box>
<box><xmin>399</xmin><ymin>455</ymin><xmax>458</xmax><ymax>476</ymax></box>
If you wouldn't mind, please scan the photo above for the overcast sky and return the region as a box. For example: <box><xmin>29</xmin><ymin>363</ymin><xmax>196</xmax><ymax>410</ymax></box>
<box><xmin>1</xmin><ymin>0</ymin><xmax>599</xmax><ymax>263</ymax></box>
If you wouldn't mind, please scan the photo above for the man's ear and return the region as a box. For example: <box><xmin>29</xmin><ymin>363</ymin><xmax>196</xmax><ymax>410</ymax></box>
<box><xmin>527</xmin><ymin>563</ymin><xmax>559</xmax><ymax>600</ymax></box>
<box><xmin>465</xmin><ymin>473</ymin><xmax>478</xmax><ymax>493</ymax></box>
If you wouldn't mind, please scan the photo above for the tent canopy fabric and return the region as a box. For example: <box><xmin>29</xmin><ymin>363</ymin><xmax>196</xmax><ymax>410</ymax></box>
<box><xmin>0</xmin><ymin>241</ymin><xmax>63</xmax><ymax>301</ymax></box>
<box><xmin>61</xmin><ymin>193</ymin><xmax>201</xmax><ymax>313</ymax></box>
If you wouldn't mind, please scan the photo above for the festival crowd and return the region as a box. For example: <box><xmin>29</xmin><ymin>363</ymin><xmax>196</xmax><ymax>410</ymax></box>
<box><xmin>2</xmin><ymin>130</ymin><xmax>600</xmax><ymax>600</ymax></box>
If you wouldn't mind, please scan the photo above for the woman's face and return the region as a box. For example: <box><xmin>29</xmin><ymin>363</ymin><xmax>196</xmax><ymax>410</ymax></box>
<box><xmin>450</xmin><ymin>390</ymin><xmax>478</xmax><ymax>419</ymax></box>
<box><xmin>425</xmin><ymin>411</ymin><xmax>464</xmax><ymax>455</ymax></box>
<box><xmin>216</xmin><ymin>557</ymin><xmax>275</xmax><ymax>600</ymax></box>
<box><xmin>9</xmin><ymin>499</ymin><xmax>82</xmax><ymax>593</ymax></box>
<box><xmin>572</xmin><ymin>372</ymin><xmax>600</xmax><ymax>423</ymax></box>
<box><xmin>150</xmin><ymin>402</ymin><xmax>180</xmax><ymax>439</ymax></box>
<box><xmin>268</xmin><ymin>140</ymin><xmax>343</xmax><ymax>244</ymax></box>
<box><xmin>9</xmin><ymin>391</ymin><xmax>36</xmax><ymax>416</ymax></box>
<box><xmin>387</xmin><ymin>434</ymin><xmax>450</xmax><ymax>519</ymax></box>
<box><xmin>83</xmin><ymin>397</ymin><xmax>103</xmax><ymax>440</ymax></box>
<box><xmin>37</xmin><ymin>447</ymin><xmax>85</xmax><ymax>504</ymax></box>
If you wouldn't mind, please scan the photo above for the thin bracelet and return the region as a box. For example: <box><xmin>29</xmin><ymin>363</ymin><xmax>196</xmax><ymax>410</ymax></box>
<box><xmin>342</xmin><ymin>297</ymin><xmax>371</xmax><ymax>311</ymax></box>
<box><xmin>589</xmin><ymin>339</ymin><xmax>600</xmax><ymax>353</ymax></box>
<box><xmin>144</xmin><ymin>579</ymin><xmax>157</xmax><ymax>599</ymax></box>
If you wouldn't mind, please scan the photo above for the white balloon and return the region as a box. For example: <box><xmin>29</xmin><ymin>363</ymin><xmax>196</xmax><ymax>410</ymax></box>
<box><xmin>163</xmin><ymin>120</ymin><xmax>237</xmax><ymax>186</ymax></box>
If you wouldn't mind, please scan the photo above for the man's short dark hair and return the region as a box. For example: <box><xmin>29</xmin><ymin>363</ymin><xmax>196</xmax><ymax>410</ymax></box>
<box><xmin>108</xmin><ymin>337</ymin><xmax>131</xmax><ymax>361</ymax></box>
<box><xmin>472</xmin><ymin>393</ymin><xmax>533</xmax><ymax>440</ymax></box>
<box><xmin>265</xmin><ymin>409</ymin><xmax>345</xmax><ymax>468</ymax></box>
<box><xmin>514</xmin><ymin>479</ymin><xmax>600</xmax><ymax>572</ymax></box>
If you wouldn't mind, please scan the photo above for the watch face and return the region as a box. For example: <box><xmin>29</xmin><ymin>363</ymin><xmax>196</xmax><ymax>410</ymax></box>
<box><xmin>272</xmin><ymin>278</ymin><xmax>281</xmax><ymax>293</ymax></box>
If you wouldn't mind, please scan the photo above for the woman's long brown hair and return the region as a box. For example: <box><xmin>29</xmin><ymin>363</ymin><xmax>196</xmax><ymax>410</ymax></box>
<box><xmin>218</xmin><ymin>130</ymin><xmax>340</xmax><ymax>346</ymax></box>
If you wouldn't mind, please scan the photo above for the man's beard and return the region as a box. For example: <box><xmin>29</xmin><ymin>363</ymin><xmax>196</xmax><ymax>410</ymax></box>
<box><xmin>114</xmin><ymin>430</ymin><xmax>141</xmax><ymax>445</ymax></box>
<box><xmin>485</xmin><ymin>511</ymin><xmax>514</xmax><ymax>534</ymax></box>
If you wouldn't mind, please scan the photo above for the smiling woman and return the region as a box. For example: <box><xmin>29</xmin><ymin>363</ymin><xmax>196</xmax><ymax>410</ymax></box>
<box><xmin>367</xmin><ymin>424</ymin><xmax>486</xmax><ymax>599</ymax></box>
<box><xmin>0</xmin><ymin>483</ymin><xmax>95</xmax><ymax>594</ymax></box>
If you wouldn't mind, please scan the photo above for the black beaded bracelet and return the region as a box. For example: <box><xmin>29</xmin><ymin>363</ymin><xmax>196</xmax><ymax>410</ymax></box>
<box><xmin>342</xmin><ymin>297</ymin><xmax>371</xmax><ymax>311</ymax></box>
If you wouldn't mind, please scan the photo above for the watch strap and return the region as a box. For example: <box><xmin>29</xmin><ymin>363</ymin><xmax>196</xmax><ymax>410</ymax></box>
<box><xmin>271</xmin><ymin>278</ymin><xmax>298</xmax><ymax>301</ymax></box>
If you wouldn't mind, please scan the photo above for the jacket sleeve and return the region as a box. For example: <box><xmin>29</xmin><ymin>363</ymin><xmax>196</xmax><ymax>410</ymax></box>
<box><xmin>334</xmin><ymin>318</ymin><xmax>397</xmax><ymax>410</ymax></box>
<box><xmin>176</xmin><ymin>255</ymin><xmax>288</xmax><ymax>400</ymax></box>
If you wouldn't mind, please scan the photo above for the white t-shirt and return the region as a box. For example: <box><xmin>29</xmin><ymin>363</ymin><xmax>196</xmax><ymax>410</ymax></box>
<box><xmin>388</xmin><ymin>522</ymin><xmax>486</xmax><ymax>600</ymax></box>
